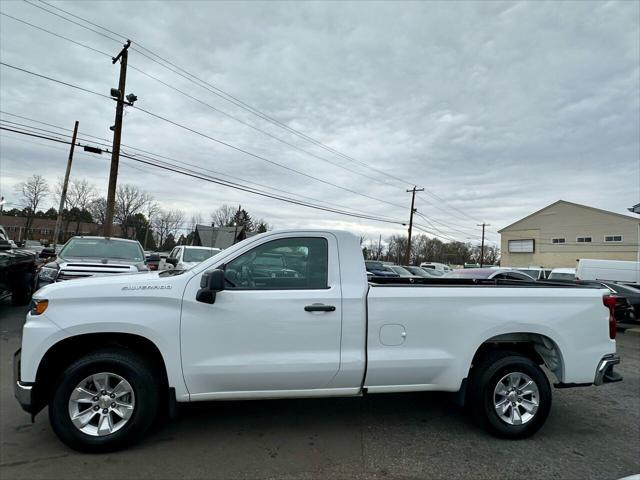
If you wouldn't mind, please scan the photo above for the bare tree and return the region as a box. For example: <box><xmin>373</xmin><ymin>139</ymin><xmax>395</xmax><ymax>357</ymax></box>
<box><xmin>210</xmin><ymin>204</ymin><xmax>236</xmax><ymax>227</ymax></box>
<box><xmin>55</xmin><ymin>179</ymin><xmax>98</xmax><ymax>234</ymax></box>
<box><xmin>142</xmin><ymin>202</ymin><xmax>160</xmax><ymax>250</ymax></box>
<box><xmin>153</xmin><ymin>209</ymin><xmax>185</xmax><ymax>250</ymax></box>
<box><xmin>190</xmin><ymin>212</ymin><xmax>203</xmax><ymax>232</ymax></box>
<box><xmin>88</xmin><ymin>198</ymin><xmax>107</xmax><ymax>226</ymax></box>
<box><xmin>15</xmin><ymin>174</ymin><xmax>49</xmax><ymax>235</ymax></box>
<box><xmin>114</xmin><ymin>184</ymin><xmax>153</xmax><ymax>238</ymax></box>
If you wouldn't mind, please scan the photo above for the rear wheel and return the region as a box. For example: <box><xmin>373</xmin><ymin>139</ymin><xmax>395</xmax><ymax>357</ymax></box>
<box><xmin>468</xmin><ymin>351</ymin><xmax>551</xmax><ymax>439</ymax></box>
<box><xmin>49</xmin><ymin>349</ymin><xmax>159</xmax><ymax>452</ymax></box>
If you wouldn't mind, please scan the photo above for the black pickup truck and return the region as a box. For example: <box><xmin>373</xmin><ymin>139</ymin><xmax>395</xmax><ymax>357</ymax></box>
<box><xmin>0</xmin><ymin>228</ymin><xmax>36</xmax><ymax>305</ymax></box>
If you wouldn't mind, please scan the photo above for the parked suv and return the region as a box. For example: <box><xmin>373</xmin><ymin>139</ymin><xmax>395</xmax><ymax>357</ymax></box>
<box><xmin>36</xmin><ymin>236</ymin><xmax>147</xmax><ymax>289</ymax></box>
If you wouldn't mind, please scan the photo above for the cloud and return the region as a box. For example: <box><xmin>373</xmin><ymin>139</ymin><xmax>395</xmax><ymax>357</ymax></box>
<box><xmin>1</xmin><ymin>0</ymin><xmax>638</xmax><ymax>247</ymax></box>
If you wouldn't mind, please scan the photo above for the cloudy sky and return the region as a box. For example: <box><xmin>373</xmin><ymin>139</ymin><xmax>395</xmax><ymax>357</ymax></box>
<box><xmin>1</xmin><ymin>0</ymin><xmax>638</xmax><ymax>246</ymax></box>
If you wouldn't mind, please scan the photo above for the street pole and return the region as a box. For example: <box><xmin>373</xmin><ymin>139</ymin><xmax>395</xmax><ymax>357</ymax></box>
<box><xmin>405</xmin><ymin>186</ymin><xmax>424</xmax><ymax>265</ymax></box>
<box><xmin>53</xmin><ymin>120</ymin><xmax>79</xmax><ymax>248</ymax></box>
<box><xmin>477</xmin><ymin>223</ymin><xmax>491</xmax><ymax>267</ymax></box>
<box><xmin>104</xmin><ymin>40</ymin><xmax>131</xmax><ymax>237</ymax></box>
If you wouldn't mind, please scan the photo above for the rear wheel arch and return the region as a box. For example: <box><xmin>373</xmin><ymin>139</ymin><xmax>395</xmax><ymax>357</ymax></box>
<box><xmin>33</xmin><ymin>333</ymin><xmax>169</xmax><ymax>414</ymax></box>
<box><xmin>469</xmin><ymin>332</ymin><xmax>564</xmax><ymax>383</ymax></box>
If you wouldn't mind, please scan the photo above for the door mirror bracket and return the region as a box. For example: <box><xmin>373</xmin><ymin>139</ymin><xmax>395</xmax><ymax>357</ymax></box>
<box><xmin>196</xmin><ymin>268</ymin><xmax>225</xmax><ymax>304</ymax></box>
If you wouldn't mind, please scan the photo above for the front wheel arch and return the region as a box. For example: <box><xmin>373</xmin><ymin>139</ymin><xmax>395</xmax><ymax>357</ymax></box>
<box><xmin>32</xmin><ymin>333</ymin><xmax>169</xmax><ymax>416</ymax></box>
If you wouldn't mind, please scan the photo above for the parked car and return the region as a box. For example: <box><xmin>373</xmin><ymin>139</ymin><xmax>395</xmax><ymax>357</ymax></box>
<box><xmin>445</xmin><ymin>268</ymin><xmax>536</xmax><ymax>281</ymax></box>
<box><xmin>585</xmin><ymin>281</ymin><xmax>640</xmax><ymax>323</ymax></box>
<box><xmin>542</xmin><ymin>277</ymin><xmax>637</xmax><ymax>323</ymax></box>
<box><xmin>36</xmin><ymin>236</ymin><xmax>148</xmax><ymax>289</ymax></box>
<box><xmin>166</xmin><ymin>246</ymin><xmax>222</xmax><ymax>271</ymax></box>
<box><xmin>15</xmin><ymin>229</ymin><xmax>621</xmax><ymax>451</ymax></box>
<box><xmin>0</xmin><ymin>228</ymin><xmax>36</xmax><ymax>305</ymax></box>
<box><xmin>548</xmin><ymin>268</ymin><xmax>576</xmax><ymax>281</ymax></box>
<box><xmin>577</xmin><ymin>259</ymin><xmax>640</xmax><ymax>283</ymax></box>
<box><xmin>420</xmin><ymin>262</ymin><xmax>452</xmax><ymax>273</ymax></box>
<box><xmin>0</xmin><ymin>226</ymin><xmax>18</xmax><ymax>248</ymax></box>
<box><xmin>365</xmin><ymin>260</ymin><xmax>400</xmax><ymax>277</ymax></box>
<box><xmin>23</xmin><ymin>239</ymin><xmax>45</xmax><ymax>255</ymax></box>
<box><xmin>403</xmin><ymin>265</ymin><xmax>441</xmax><ymax>277</ymax></box>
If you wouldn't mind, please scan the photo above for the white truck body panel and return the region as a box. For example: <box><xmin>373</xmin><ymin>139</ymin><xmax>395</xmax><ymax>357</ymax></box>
<box><xmin>21</xmin><ymin>229</ymin><xmax>615</xmax><ymax>405</ymax></box>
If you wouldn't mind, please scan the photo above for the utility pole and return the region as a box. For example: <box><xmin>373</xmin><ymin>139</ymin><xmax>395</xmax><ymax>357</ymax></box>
<box><xmin>53</xmin><ymin>120</ymin><xmax>79</xmax><ymax>248</ymax></box>
<box><xmin>477</xmin><ymin>223</ymin><xmax>491</xmax><ymax>267</ymax></box>
<box><xmin>104</xmin><ymin>40</ymin><xmax>131</xmax><ymax>237</ymax></box>
<box><xmin>405</xmin><ymin>186</ymin><xmax>424</xmax><ymax>265</ymax></box>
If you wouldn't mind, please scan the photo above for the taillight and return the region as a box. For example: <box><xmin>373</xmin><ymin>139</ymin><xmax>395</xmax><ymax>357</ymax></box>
<box><xmin>603</xmin><ymin>295</ymin><xmax>617</xmax><ymax>339</ymax></box>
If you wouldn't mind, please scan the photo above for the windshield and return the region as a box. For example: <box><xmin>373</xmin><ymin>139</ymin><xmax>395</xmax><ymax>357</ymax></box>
<box><xmin>549</xmin><ymin>272</ymin><xmax>575</xmax><ymax>280</ymax></box>
<box><xmin>183</xmin><ymin>248</ymin><xmax>220</xmax><ymax>263</ymax></box>
<box><xmin>517</xmin><ymin>269</ymin><xmax>540</xmax><ymax>278</ymax></box>
<box><xmin>390</xmin><ymin>266</ymin><xmax>412</xmax><ymax>276</ymax></box>
<box><xmin>60</xmin><ymin>238</ymin><xmax>144</xmax><ymax>262</ymax></box>
<box><xmin>365</xmin><ymin>261</ymin><xmax>385</xmax><ymax>271</ymax></box>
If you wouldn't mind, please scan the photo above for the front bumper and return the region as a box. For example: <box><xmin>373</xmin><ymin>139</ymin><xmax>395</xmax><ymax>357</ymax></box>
<box><xmin>13</xmin><ymin>349</ymin><xmax>34</xmax><ymax>413</ymax></box>
<box><xmin>594</xmin><ymin>353</ymin><xmax>622</xmax><ymax>386</ymax></box>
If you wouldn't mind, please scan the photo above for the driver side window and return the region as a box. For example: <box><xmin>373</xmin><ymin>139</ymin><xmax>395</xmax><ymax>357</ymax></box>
<box><xmin>224</xmin><ymin>237</ymin><xmax>328</xmax><ymax>290</ymax></box>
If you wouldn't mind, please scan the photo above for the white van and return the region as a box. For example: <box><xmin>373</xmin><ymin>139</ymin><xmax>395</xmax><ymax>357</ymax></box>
<box><xmin>576</xmin><ymin>259</ymin><xmax>640</xmax><ymax>283</ymax></box>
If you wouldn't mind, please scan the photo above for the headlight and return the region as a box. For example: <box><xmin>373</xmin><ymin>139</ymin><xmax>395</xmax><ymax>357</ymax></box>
<box><xmin>38</xmin><ymin>266</ymin><xmax>58</xmax><ymax>281</ymax></box>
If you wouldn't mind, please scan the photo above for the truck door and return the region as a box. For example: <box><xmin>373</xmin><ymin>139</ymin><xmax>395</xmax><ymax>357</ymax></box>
<box><xmin>180</xmin><ymin>233</ymin><xmax>343</xmax><ymax>397</ymax></box>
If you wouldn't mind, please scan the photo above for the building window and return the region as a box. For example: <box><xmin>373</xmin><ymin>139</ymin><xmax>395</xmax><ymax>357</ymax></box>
<box><xmin>576</xmin><ymin>236</ymin><xmax>592</xmax><ymax>243</ymax></box>
<box><xmin>604</xmin><ymin>235</ymin><xmax>623</xmax><ymax>242</ymax></box>
<box><xmin>508</xmin><ymin>239</ymin><xmax>534</xmax><ymax>253</ymax></box>
<box><xmin>551</xmin><ymin>238</ymin><xmax>566</xmax><ymax>244</ymax></box>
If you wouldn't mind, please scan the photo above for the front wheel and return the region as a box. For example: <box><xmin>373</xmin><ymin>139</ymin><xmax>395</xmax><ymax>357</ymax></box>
<box><xmin>49</xmin><ymin>349</ymin><xmax>160</xmax><ymax>452</ymax></box>
<box><xmin>468</xmin><ymin>351</ymin><xmax>551</xmax><ymax>439</ymax></box>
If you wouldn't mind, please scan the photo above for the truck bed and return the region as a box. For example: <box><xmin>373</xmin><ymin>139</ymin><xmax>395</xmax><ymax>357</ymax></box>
<box><xmin>368</xmin><ymin>276</ymin><xmax>602</xmax><ymax>288</ymax></box>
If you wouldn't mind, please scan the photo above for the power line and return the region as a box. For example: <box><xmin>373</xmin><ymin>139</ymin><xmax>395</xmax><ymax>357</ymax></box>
<box><xmin>23</xmin><ymin>0</ymin><xmax>124</xmax><ymax>45</ymax></box>
<box><xmin>127</xmin><ymin>64</ymin><xmax>391</xmax><ymax>186</ymax></box>
<box><xmin>0</xmin><ymin>125</ymin><xmax>408</xmax><ymax>226</ymax></box>
<box><xmin>0</xmin><ymin>111</ymin><xmax>403</xmax><ymax>219</ymax></box>
<box><xmin>0</xmin><ymin>62</ymin><xmax>409</xmax><ymax>212</ymax></box>
<box><xmin>9</xmin><ymin>6</ymin><xmax>482</xmax><ymax>224</ymax></box>
<box><xmin>24</xmin><ymin>1</ymin><xmax>415</xmax><ymax>188</ymax></box>
<box><xmin>3</xmin><ymin>11</ymin><xmax>399</xmax><ymax>189</ymax></box>
<box><xmin>0</xmin><ymin>12</ymin><xmax>112</xmax><ymax>58</ymax></box>
<box><xmin>0</xmin><ymin>62</ymin><xmax>110</xmax><ymax>99</ymax></box>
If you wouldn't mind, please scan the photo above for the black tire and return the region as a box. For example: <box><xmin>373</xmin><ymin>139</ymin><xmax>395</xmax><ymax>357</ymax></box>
<box><xmin>11</xmin><ymin>272</ymin><xmax>33</xmax><ymax>306</ymax></box>
<box><xmin>468</xmin><ymin>350</ymin><xmax>551</xmax><ymax>439</ymax></box>
<box><xmin>49</xmin><ymin>348</ymin><xmax>160</xmax><ymax>452</ymax></box>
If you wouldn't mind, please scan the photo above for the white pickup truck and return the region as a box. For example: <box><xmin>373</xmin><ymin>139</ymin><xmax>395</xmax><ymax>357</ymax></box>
<box><xmin>14</xmin><ymin>230</ymin><xmax>622</xmax><ymax>452</ymax></box>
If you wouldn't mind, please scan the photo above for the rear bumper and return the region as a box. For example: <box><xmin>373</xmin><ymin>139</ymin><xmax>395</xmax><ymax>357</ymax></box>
<box><xmin>13</xmin><ymin>349</ymin><xmax>34</xmax><ymax>413</ymax></box>
<box><xmin>594</xmin><ymin>353</ymin><xmax>622</xmax><ymax>386</ymax></box>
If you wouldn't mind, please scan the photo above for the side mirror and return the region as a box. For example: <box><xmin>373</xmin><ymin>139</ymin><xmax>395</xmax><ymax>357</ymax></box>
<box><xmin>40</xmin><ymin>247</ymin><xmax>56</xmax><ymax>258</ymax></box>
<box><xmin>166</xmin><ymin>257</ymin><xmax>178</xmax><ymax>266</ymax></box>
<box><xmin>196</xmin><ymin>268</ymin><xmax>225</xmax><ymax>304</ymax></box>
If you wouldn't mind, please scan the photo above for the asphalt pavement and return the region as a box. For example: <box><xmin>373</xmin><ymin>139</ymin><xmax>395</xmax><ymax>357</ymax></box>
<box><xmin>1</xmin><ymin>299</ymin><xmax>638</xmax><ymax>480</ymax></box>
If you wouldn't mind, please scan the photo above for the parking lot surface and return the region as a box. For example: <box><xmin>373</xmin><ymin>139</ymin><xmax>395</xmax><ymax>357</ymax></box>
<box><xmin>1</xmin><ymin>300</ymin><xmax>638</xmax><ymax>480</ymax></box>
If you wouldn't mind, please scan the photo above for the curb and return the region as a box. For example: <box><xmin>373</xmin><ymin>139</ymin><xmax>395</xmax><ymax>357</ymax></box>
<box><xmin>625</xmin><ymin>328</ymin><xmax>640</xmax><ymax>337</ymax></box>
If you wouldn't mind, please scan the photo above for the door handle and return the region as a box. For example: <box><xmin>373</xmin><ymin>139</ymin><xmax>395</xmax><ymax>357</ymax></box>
<box><xmin>304</xmin><ymin>304</ymin><xmax>336</xmax><ymax>312</ymax></box>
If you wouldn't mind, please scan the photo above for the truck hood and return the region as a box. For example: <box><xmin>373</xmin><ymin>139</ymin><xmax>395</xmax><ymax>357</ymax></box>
<box><xmin>35</xmin><ymin>269</ymin><xmax>192</xmax><ymax>300</ymax></box>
